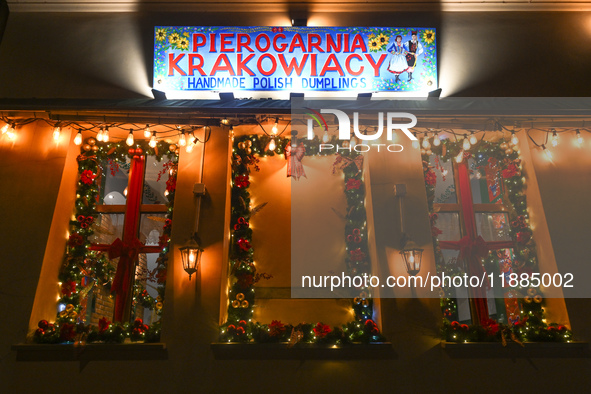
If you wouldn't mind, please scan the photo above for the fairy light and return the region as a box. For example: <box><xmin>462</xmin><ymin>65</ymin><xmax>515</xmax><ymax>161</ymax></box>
<box><xmin>422</xmin><ymin>135</ymin><xmax>431</xmax><ymax>149</ymax></box>
<box><xmin>103</xmin><ymin>126</ymin><xmax>109</xmax><ymax>142</ymax></box>
<box><xmin>576</xmin><ymin>129</ymin><xmax>583</xmax><ymax>146</ymax></box>
<box><xmin>462</xmin><ymin>135</ymin><xmax>471</xmax><ymax>150</ymax></box>
<box><xmin>74</xmin><ymin>130</ymin><xmax>83</xmax><ymax>145</ymax></box>
<box><xmin>542</xmin><ymin>144</ymin><xmax>553</xmax><ymax>160</ymax></box>
<box><xmin>126</xmin><ymin>130</ymin><xmax>134</xmax><ymax>146</ymax></box>
<box><xmin>149</xmin><ymin>131</ymin><xmax>157</xmax><ymax>148</ymax></box>
<box><xmin>53</xmin><ymin>126</ymin><xmax>61</xmax><ymax>142</ymax></box>
<box><xmin>469</xmin><ymin>132</ymin><xmax>477</xmax><ymax>146</ymax></box>
<box><xmin>550</xmin><ymin>129</ymin><xmax>559</xmax><ymax>147</ymax></box>
<box><xmin>455</xmin><ymin>150</ymin><xmax>464</xmax><ymax>163</ymax></box>
<box><xmin>144</xmin><ymin>124</ymin><xmax>151</xmax><ymax>138</ymax></box>
<box><xmin>268</xmin><ymin>137</ymin><xmax>276</xmax><ymax>151</ymax></box>
<box><xmin>433</xmin><ymin>134</ymin><xmax>441</xmax><ymax>147</ymax></box>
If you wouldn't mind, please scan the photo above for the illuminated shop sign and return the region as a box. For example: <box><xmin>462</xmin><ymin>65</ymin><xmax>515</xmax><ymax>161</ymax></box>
<box><xmin>154</xmin><ymin>26</ymin><xmax>437</xmax><ymax>92</ymax></box>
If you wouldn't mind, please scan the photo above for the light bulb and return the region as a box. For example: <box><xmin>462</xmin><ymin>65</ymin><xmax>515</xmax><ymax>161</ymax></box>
<box><xmin>179</xmin><ymin>131</ymin><xmax>187</xmax><ymax>146</ymax></box>
<box><xmin>126</xmin><ymin>130</ymin><xmax>134</xmax><ymax>146</ymax></box>
<box><xmin>422</xmin><ymin>136</ymin><xmax>431</xmax><ymax>149</ymax></box>
<box><xmin>149</xmin><ymin>131</ymin><xmax>157</xmax><ymax>148</ymax></box>
<box><xmin>455</xmin><ymin>150</ymin><xmax>464</xmax><ymax>163</ymax></box>
<box><xmin>74</xmin><ymin>130</ymin><xmax>83</xmax><ymax>145</ymax></box>
<box><xmin>144</xmin><ymin>124</ymin><xmax>151</xmax><ymax>138</ymax></box>
<box><xmin>542</xmin><ymin>145</ymin><xmax>553</xmax><ymax>160</ymax></box>
<box><xmin>462</xmin><ymin>136</ymin><xmax>471</xmax><ymax>150</ymax></box>
<box><xmin>469</xmin><ymin>133</ymin><xmax>477</xmax><ymax>145</ymax></box>
<box><xmin>103</xmin><ymin>127</ymin><xmax>109</xmax><ymax>142</ymax></box>
<box><xmin>551</xmin><ymin>130</ymin><xmax>559</xmax><ymax>147</ymax></box>
<box><xmin>96</xmin><ymin>127</ymin><xmax>104</xmax><ymax>142</ymax></box>
<box><xmin>322</xmin><ymin>130</ymin><xmax>329</xmax><ymax>143</ymax></box>
<box><xmin>576</xmin><ymin>129</ymin><xmax>583</xmax><ymax>146</ymax></box>
<box><xmin>268</xmin><ymin>138</ymin><xmax>276</xmax><ymax>151</ymax></box>
<box><xmin>433</xmin><ymin>135</ymin><xmax>441</xmax><ymax>147</ymax></box>
<box><xmin>53</xmin><ymin>126</ymin><xmax>61</xmax><ymax>142</ymax></box>
<box><xmin>511</xmin><ymin>132</ymin><xmax>519</xmax><ymax>145</ymax></box>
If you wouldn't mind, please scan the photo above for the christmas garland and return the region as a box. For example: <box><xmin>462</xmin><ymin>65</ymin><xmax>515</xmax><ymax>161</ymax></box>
<box><xmin>220</xmin><ymin>133</ymin><xmax>384</xmax><ymax>345</ymax></box>
<box><xmin>421</xmin><ymin>136</ymin><xmax>574</xmax><ymax>343</ymax></box>
<box><xmin>34</xmin><ymin>138</ymin><xmax>178</xmax><ymax>344</ymax></box>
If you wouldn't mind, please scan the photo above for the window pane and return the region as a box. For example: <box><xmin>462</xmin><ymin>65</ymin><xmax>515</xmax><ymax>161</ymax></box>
<box><xmin>475</xmin><ymin>212</ymin><xmax>512</xmax><ymax>242</ymax></box>
<box><xmin>139</xmin><ymin>213</ymin><xmax>167</xmax><ymax>246</ymax></box>
<box><xmin>432</xmin><ymin>212</ymin><xmax>461</xmax><ymax>241</ymax></box>
<box><xmin>133</xmin><ymin>253</ymin><xmax>162</xmax><ymax>325</ymax></box>
<box><xmin>142</xmin><ymin>156</ymin><xmax>174</xmax><ymax>205</ymax></box>
<box><xmin>468</xmin><ymin>157</ymin><xmax>504</xmax><ymax>205</ymax></box>
<box><xmin>88</xmin><ymin>213</ymin><xmax>124</xmax><ymax>244</ymax></box>
<box><xmin>98</xmin><ymin>158</ymin><xmax>130</xmax><ymax>205</ymax></box>
<box><xmin>430</xmin><ymin>156</ymin><xmax>457</xmax><ymax>203</ymax></box>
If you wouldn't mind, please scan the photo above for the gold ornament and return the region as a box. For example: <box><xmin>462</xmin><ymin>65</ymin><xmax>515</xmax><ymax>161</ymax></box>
<box><xmin>231</xmin><ymin>300</ymin><xmax>240</xmax><ymax>308</ymax></box>
<box><xmin>82</xmin><ymin>144</ymin><xmax>92</xmax><ymax>152</ymax></box>
<box><xmin>236</xmin><ymin>293</ymin><xmax>245</xmax><ymax>301</ymax></box>
<box><xmin>241</xmin><ymin>300</ymin><xmax>249</xmax><ymax>308</ymax></box>
<box><xmin>87</xmin><ymin>137</ymin><xmax>96</xmax><ymax>146</ymax></box>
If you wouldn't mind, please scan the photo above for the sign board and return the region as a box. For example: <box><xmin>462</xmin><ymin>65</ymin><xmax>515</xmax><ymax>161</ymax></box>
<box><xmin>154</xmin><ymin>26</ymin><xmax>437</xmax><ymax>92</ymax></box>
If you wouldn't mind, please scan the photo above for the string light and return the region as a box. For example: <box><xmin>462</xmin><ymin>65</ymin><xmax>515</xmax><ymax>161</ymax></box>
<box><xmin>126</xmin><ymin>130</ymin><xmax>134</xmax><ymax>146</ymax></box>
<box><xmin>74</xmin><ymin>130</ymin><xmax>83</xmax><ymax>145</ymax></box>
<box><xmin>576</xmin><ymin>129</ymin><xmax>583</xmax><ymax>146</ymax></box>
<box><xmin>53</xmin><ymin>126</ymin><xmax>61</xmax><ymax>142</ymax></box>
<box><xmin>149</xmin><ymin>131</ymin><xmax>157</xmax><ymax>148</ymax></box>
<box><xmin>268</xmin><ymin>137</ymin><xmax>276</xmax><ymax>151</ymax></box>
<box><xmin>422</xmin><ymin>135</ymin><xmax>431</xmax><ymax>149</ymax></box>
<box><xmin>103</xmin><ymin>126</ymin><xmax>109</xmax><ymax>142</ymax></box>
<box><xmin>511</xmin><ymin>131</ymin><xmax>519</xmax><ymax>145</ymax></box>
<box><xmin>550</xmin><ymin>129</ymin><xmax>559</xmax><ymax>147</ymax></box>
<box><xmin>179</xmin><ymin>131</ymin><xmax>187</xmax><ymax>146</ymax></box>
<box><xmin>144</xmin><ymin>124</ymin><xmax>151</xmax><ymax>138</ymax></box>
<box><xmin>433</xmin><ymin>134</ymin><xmax>441</xmax><ymax>147</ymax></box>
<box><xmin>542</xmin><ymin>144</ymin><xmax>553</xmax><ymax>160</ymax></box>
<box><xmin>462</xmin><ymin>135</ymin><xmax>471</xmax><ymax>150</ymax></box>
<box><xmin>469</xmin><ymin>132</ymin><xmax>477</xmax><ymax>145</ymax></box>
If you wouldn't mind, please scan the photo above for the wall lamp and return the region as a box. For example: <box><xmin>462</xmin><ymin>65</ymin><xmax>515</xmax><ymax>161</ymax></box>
<box><xmin>394</xmin><ymin>184</ymin><xmax>424</xmax><ymax>277</ymax></box>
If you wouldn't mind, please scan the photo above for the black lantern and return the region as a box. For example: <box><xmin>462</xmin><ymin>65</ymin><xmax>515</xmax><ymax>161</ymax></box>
<box><xmin>400</xmin><ymin>240</ymin><xmax>423</xmax><ymax>276</ymax></box>
<box><xmin>180</xmin><ymin>236</ymin><xmax>203</xmax><ymax>280</ymax></box>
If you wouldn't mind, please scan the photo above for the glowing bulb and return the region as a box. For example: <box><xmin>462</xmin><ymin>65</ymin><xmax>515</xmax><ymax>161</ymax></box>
<box><xmin>576</xmin><ymin>129</ymin><xmax>583</xmax><ymax>146</ymax></box>
<box><xmin>422</xmin><ymin>136</ymin><xmax>431</xmax><ymax>149</ymax></box>
<box><xmin>322</xmin><ymin>130</ymin><xmax>329</xmax><ymax>143</ymax></box>
<box><xmin>53</xmin><ymin>126</ymin><xmax>61</xmax><ymax>142</ymax></box>
<box><xmin>144</xmin><ymin>124</ymin><xmax>151</xmax><ymax>138</ymax></box>
<box><xmin>103</xmin><ymin>127</ymin><xmax>109</xmax><ymax>142</ymax></box>
<box><xmin>551</xmin><ymin>130</ymin><xmax>559</xmax><ymax>147</ymax></box>
<box><xmin>462</xmin><ymin>136</ymin><xmax>471</xmax><ymax>150</ymax></box>
<box><xmin>268</xmin><ymin>138</ymin><xmax>276</xmax><ymax>151</ymax></box>
<box><xmin>96</xmin><ymin>127</ymin><xmax>104</xmax><ymax>142</ymax></box>
<box><xmin>74</xmin><ymin>130</ymin><xmax>83</xmax><ymax>145</ymax></box>
<box><xmin>179</xmin><ymin>131</ymin><xmax>187</xmax><ymax>146</ymax></box>
<box><xmin>126</xmin><ymin>130</ymin><xmax>134</xmax><ymax>146</ymax></box>
<box><xmin>433</xmin><ymin>135</ymin><xmax>441</xmax><ymax>146</ymax></box>
<box><xmin>455</xmin><ymin>150</ymin><xmax>464</xmax><ymax>163</ymax></box>
<box><xmin>149</xmin><ymin>131</ymin><xmax>157</xmax><ymax>148</ymax></box>
<box><xmin>542</xmin><ymin>145</ymin><xmax>553</xmax><ymax>160</ymax></box>
<box><xmin>469</xmin><ymin>133</ymin><xmax>478</xmax><ymax>145</ymax></box>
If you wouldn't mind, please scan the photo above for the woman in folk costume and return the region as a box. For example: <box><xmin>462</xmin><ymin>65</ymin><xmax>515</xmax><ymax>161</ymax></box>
<box><xmin>386</xmin><ymin>35</ymin><xmax>408</xmax><ymax>82</ymax></box>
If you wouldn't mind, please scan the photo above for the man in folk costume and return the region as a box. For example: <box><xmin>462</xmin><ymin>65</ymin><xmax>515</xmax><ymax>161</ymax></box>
<box><xmin>404</xmin><ymin>31</ymin><xmax>424</xmax><ymax>81</ymax></box>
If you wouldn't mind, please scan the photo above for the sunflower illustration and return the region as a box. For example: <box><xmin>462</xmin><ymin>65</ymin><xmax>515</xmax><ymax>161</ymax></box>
<box><xmin>168</xmin><ymin>32</ymin><xmax>180</xmax><ymax>46</ymax></box>
<box><xmin>422</xmin><ymin>30</ymin><xmax>435</xmax><ymax>44</ymax></box>
<box><xmin>178</xmin><ymin>36</ymin><xmax>189</xmax><ymax>50</ymax></box>
<box><xmin>155</xmin><ymin>28</ymin><xmax>167</xmax><ymax>42</ymax></box>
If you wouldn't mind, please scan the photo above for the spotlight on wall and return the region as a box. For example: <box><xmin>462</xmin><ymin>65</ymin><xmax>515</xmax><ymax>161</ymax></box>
<box><xmin>428</xmin><ymin>88</ymin><xmax>442</xmax><ymax>99</ymax></box>
<box><xmin>219</xmin><ymin>92</ymin><xmax>235</xmax><ymax>102</ymax></box>
<box><xmin>291</xmin><ymin>18</ymin><xmax>307</xmax><ymax>27</ymax></box>
<box><xmin>151</xmin><ymin>89</ymin><xmax>167</xmax><ymax>100</ymax></box>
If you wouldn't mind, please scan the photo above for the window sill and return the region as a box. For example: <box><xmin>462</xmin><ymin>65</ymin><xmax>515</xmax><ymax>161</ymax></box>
<box><xmin>441</xmin><ymin>341</ymin><xmax>589</xmax><ymax>358</ymax></box>
<box><xmin>211</xmin><ymin>342</ymin><xmax>395</xmax><ymax>360</ymax></box>
<box><xmin>12</xmin><ymin>343</ymin><xmax>168</xmax><ymax>363</ymax></box>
